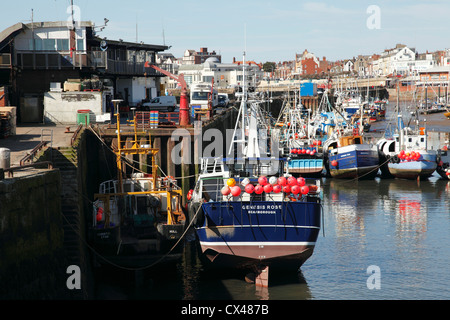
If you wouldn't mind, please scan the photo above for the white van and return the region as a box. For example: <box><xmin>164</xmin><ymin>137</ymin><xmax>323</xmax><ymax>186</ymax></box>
<box><xmin>190</xmin><ymin>83</ymin><xmax>218</xmax><ymax>110</ymax></box>
<box><xmin>142</xmin><ymin>96</ymin><xmax>177</xmax><ymax>112</ymax></box>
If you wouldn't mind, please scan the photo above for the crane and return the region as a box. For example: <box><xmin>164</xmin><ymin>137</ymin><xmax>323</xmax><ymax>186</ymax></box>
<box><xmin>144</xmin><ymin>62</ymin><xmax>190</xmax><ymax>127</ymax></box>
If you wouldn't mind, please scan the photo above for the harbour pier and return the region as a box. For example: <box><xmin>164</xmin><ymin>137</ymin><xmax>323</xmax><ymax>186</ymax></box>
<box><xmin>0</xmin><ymin>107</ymin><xmax>239</xmax><ymax>299</ymax></box>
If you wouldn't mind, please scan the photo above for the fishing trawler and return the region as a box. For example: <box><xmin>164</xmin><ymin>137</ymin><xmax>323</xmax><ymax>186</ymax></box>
<box><xmin>277</xmin><ymin>96</ymin><xmax>326</xmax><ymax>178</ymax></box>
<box><xmin>324</xmin><ymin>130</ymin><xmax>379</xmax><ymax>179</ymax></box>
<box><xmin>377</xmin><ymin>115</ymin><xmax>437</xmax><ymax>180</ymax></box>
<box><xmin>377</xmin><ymin>90</ymin><xmax>437</xmax><ymax>180</ymax></box>
<box><xmin>323</xmin><ymin>101</ymin><xmax>379</xmax><ymax>180</ymax></box>
<box><xmin>436</xmin><ymin>144</ymin><xmax>450</xmax><ymax>180</ymax></box>
<box><xmin>187</xmin><ymin>58</ymin><xmax>322</xmax><ymax>287</ymax></box>
<box><xmin>90</xmin><ymin>105</ymin><xmax>186</xmax><ymax>268</ymax></box>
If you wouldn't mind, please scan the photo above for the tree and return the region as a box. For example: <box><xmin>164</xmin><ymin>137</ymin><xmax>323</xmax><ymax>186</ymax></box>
<box><xmin>263</xmin><ymin>62</ymin><xmax>276</xmax><ymax>72</ymax></box>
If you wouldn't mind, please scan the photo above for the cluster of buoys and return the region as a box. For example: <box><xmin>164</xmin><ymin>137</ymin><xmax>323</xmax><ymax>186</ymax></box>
<box><xmin>221</xmin><ymin>176</ymin><xmax>311</xmax><ymax>197</ymax></box>
<box><xmin>398</xmin><ymin>150</ymin><xmax>421</xmax><ymax>162</ymax></box>
<box><xmin>291</xmin><ymin>148</ymin><xmax>318</xmax><ymax>155</ymax></box>
<box><xmin>220</xmin><ymin>178</ymin><xmax>242</xmax><ymax>197</ymax></box>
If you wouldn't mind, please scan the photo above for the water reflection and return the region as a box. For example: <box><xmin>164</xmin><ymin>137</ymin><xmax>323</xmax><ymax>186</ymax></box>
<box><xmin>386</xmin><ymin>179</ymin><xmax>430</xmax><ymax>236</ymax></box>
<box><xmin>314</xmin><ymin>176</ymin><xmax>450</xmax><ymax>300</ymax></box>
<box><xmin>325</xmin><ymin>177</ymin><xmax>448</xmax><ymax>239</ymax></box>
<box><xmin>95</xmin><ymin>176</ymin><xmax>450</xmax><ymax>300</ymax></box>
<box><xmin>177</xmin><ymin>241</ymin><xmax>313</xmax><ymax>300</ymax></box>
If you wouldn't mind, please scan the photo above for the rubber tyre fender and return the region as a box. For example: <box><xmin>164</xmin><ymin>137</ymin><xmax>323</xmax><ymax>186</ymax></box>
<box><xmin>188</xmin><ymin>202</ymin><xmax>205</xmax><ymax>228</ymax></box>
<box><xmin>391</xmin><ymin>155</ymin><xmax>400</xmax><ymax>164</ymax></box>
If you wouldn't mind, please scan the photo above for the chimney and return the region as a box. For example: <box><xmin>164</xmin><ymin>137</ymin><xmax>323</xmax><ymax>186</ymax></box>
<box><xmin>200</xmin><ymin>47</ymin><xmax>207</xmax><ymax>53</ymax></box>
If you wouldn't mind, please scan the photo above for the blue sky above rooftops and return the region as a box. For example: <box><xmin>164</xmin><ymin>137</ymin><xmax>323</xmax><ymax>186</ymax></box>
<box><xmin>1</xmin><ymin>0</ymin><xmax>449</xmax><ymax>63</ymax></box>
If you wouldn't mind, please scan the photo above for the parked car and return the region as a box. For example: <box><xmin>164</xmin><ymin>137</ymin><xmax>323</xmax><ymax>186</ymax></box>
<box><xmin>142</xmin><ymin>96</ymin><xmax>177</xmax><ymax>112</ymax></box>
<box><xmin>218</xmin><ymin>93</ymin><xmax>229</xmax><ymax>107</ymax></box>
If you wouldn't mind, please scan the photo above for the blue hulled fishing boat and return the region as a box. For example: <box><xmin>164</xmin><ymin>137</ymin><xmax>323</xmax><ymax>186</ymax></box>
<box><xmin>187</xmin><ymin>56</ymin><xmax>322</xmax><ymax>286</ymax></box>
<box><xmin>323</xmin><ymin>109</ymin><xmax>379</xmax><ymax>180</ymax></box>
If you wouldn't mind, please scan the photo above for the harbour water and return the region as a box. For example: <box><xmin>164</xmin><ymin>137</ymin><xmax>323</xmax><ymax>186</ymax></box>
<box><xmin>93</xmin><ymin>105</ymin><xmax>450</xmax><ymax>301</ymax></box>
<box><xmin>94</xmin><ymin>173</ymin><xmax>450</xmax><ymax>301</ymax></box>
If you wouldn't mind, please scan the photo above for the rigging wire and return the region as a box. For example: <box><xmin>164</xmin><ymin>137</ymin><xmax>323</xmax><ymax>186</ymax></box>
<box><xmin>59</xmin><ymin>189</ymin><xmax>202</xmax><ymax>272</ymax></box>
<box><xmin>87</xmin><ymin>126</ymin><xmax>198</xmax><ymax>182</ymax></box>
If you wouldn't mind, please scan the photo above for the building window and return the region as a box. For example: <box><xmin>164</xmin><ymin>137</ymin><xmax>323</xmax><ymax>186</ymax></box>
<box><xmin>29</xmin><ymin>39</ymin><xmax>41</xmax><ymax>51</ymax></box>
<box><xmin>42</xmin><ymin>39</ymin><xmax>56</xmax><ymax>51</ymax></box>
<box><xmin>57</xmin><ymin>39</ymin><xmax>69</xmax><ymax>51</ymax></box>
<box><xmin>184</xmin><ymin>75</ymin><xmax>193</xmax><ymax>85</ymax></box>
<box><xmin>203</xmin><ymin>76</ymin><xmax>214</xmax><ymax>83</ymax></box>
<box><xmin>76</xmin><ymin>39</ymin><xmax>85</xmax><ymax>51</ymax></box>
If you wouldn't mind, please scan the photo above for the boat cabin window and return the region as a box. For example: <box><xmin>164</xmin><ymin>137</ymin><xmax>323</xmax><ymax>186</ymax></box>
<box><xmin>339</xmin><ymin>136</ymin><xmax>362</xmax><ymax>147</ymax></box>
<box><xmin>136</xmin><ymin>197</ymin><xmax>148</xmax><ymax>215</ymax></box>
<box><xmin>201</xmin><ymin>177</ymin><xmax>223</xmax><ymax>202</ymax></box>
<box><xmin>124</xmin><ymin>183</ymin><xmax>132</xmax><ymax>193</ymax></box>
<box><xmin>328</xmin><ymin>142</ymin><xmax>338</xmax><ymax>150</ymax></box>
<box><xmin>389</xmin><ymin>143</ymin><xmax>396</xmax><ymax>152</ymax></box>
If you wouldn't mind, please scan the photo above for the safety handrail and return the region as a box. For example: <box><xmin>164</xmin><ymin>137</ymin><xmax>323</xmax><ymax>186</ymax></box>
<box><xmin>19</xmin><ymin>141</ymin><xmax>48</xmax><ymax>166</ymax></box>
<box><xmin>2</xmin><ymin>161</ymin><xmax>54</xmax><ymax>179</ymax></box>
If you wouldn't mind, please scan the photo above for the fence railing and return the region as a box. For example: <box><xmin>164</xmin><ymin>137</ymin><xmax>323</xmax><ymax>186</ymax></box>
<box><xmin>15</xmin><ymin>50</ymin><xmax>166</xmax><ymax>77</ymax></box>
<box><xmin>15</xmin><ymin>50</ymin><xmax>106</xmax><ymax>70</ymax></box>
<box><xmin>135</xmin><ymin>111</ymin><xmax>179</xmax><ymax>128</ymax></box>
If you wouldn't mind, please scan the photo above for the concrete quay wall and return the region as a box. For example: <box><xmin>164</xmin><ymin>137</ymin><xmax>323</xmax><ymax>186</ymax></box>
<box><xmin>0</xmin><ymin>170</ymin><xmax>72</xmax><ymax>299</ymax></box>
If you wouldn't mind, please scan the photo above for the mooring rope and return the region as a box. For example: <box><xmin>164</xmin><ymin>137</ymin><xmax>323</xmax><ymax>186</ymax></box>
<box><xmin>59</xmin><ymin>192</ymin><xmax>203</xmax><ymax>272</ymax></box>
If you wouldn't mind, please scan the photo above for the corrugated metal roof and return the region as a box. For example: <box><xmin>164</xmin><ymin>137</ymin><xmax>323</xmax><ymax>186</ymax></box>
<box><xmin>0</xmin><ymin>23</ymin><xmax>25</xmax><ymax>50</ymax></box>
<box><xmin>419</xmin><ymin>66</ymin><xmax>450</xmax><ymax>74</ymax></box>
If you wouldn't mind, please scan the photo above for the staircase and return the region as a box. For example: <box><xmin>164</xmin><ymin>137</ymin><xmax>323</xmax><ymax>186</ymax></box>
<box><xmin>51</xmin><ymin>139</ymin><xmax>87</xmax><ymax>299</ymax></box>
<box><xmin>54</xmin><ymin>147</ymin><xmax>81</xmax><ymax>264</ymax></box>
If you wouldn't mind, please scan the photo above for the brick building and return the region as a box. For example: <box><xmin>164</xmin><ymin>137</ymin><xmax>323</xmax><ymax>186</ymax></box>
<box><xmin>295</xmin><ymin>50</ymin><xmax>328</xmax><ymax>77</ymax></box>
<box><xmin>181</xmin><ymin>47</ymin><xmax>221</xmax><ymax>65</ymax></box>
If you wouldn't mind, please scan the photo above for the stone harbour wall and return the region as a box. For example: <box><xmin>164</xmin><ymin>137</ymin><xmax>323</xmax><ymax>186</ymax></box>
<box><xmin>0</xmin><ymin>170</ymin><xmax>72</xmax><ymax>299</ymax></box>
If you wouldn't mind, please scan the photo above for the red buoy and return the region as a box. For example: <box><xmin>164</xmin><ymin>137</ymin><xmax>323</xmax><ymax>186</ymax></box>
<box><xmin>245</xmin><ymin>184</ymin><xmax>255</xmax><ymax>194</ymax></box>
<box><xmin>291</xmin><ymin>185</ymin><xmax>300</xmax><ymax>195</ymax></box>
<box><xmin>278</xmin><ymin>177</ymin><xmax>287</xmax><ymax>186</ymax></box>
<box><xmin>96</xmin><ymin>207</ymin><xmax>104</xmax><ymax>222</ymax></box>
<box><xmin>255</xmin><ymin>185</ymin><xmax>264</xmax><ymax>195</ymax></box>
<box><xmin>301</xmin><ymin>186</ymin><xmax>310</xmax><ymax>195</ymax></box>
<box><xmin>273</xmin><ymin>184</ymin><xmax>282</xmax><ymax>193</ymax></box>
<box><xmin>231</xmin><ymin>186</ymin><xmax>241</xmax><ymax>197</ymax></box>
<box><xmin>263</xmin><ymin>184</ymin><xmax>273</xmax><ymax>193</ymax></box>
<box><xmin>297</xmin><ymin>177</ymin><xmax>306</xmax><ymax>187</ymax></box>
<box><xmin>287</xmin><ymin>176</ymin><xmax>297</xmax><ymax>186</ymax></box>
<box><xmin>258</xmin><ymin>176</ymin><xmax>268</xmax><ymax>186</ymax></box>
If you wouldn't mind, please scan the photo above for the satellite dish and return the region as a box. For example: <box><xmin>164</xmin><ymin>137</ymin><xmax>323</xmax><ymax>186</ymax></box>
<box><xmin>100</xmin><ymin>40</ymin><xmax>108</xmax><ymax>51</ymax></box>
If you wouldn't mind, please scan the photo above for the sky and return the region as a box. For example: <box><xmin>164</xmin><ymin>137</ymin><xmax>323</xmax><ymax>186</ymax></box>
<box><xmin>1</xmin><ymin>0</ymin><xmax>449</xmax><ymax>63</ymax></box>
